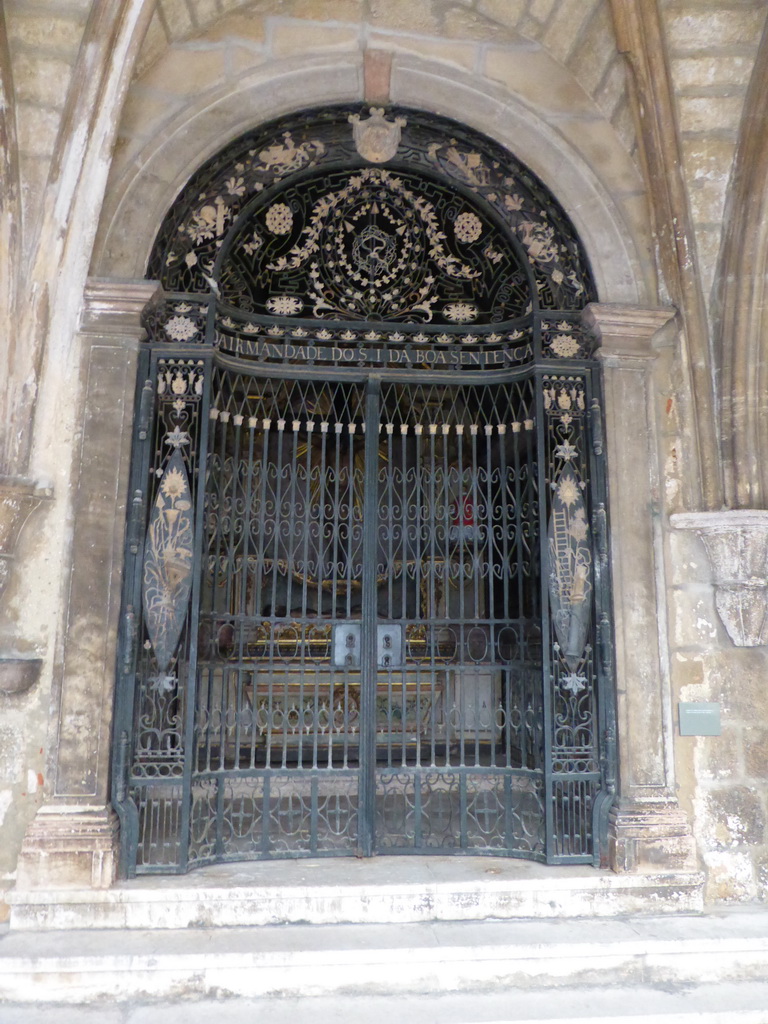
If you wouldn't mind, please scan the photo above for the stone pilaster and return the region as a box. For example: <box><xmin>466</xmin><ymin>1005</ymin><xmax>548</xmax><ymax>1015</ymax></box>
<box><xmin>15</xmin><ymin>278</ymin><xmax>159</xmax><ymax>891</ymax></box>
<box><xmin>585</xmin><ymin>302</ymin><xmax>699</xmax><ymax>873</ymax></box>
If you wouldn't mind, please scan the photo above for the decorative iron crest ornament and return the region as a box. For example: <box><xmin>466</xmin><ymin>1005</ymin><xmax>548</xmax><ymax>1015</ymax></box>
<box><xmin>142</xmin><ymin>448</ymin><xmax>194</xmax><ymax>672</ymax></box>
<box><xmin>349</xmin><ymin>107</ymin><xmax>407</xmax><ymax>163</ymax></box>
<box><xmin>547</xmin><ymin>465</ymin><xmax>592</xmax><ymax>671</ymax></box>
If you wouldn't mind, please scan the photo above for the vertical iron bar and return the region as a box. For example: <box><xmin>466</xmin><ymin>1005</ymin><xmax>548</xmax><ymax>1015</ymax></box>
<box><xmin>534</xmin><ymin>363</ymin><xmax>555</xmax><ymax>862</ymax></box>
<box><xmin>179</xmin><ymin>352</ymin><xmax>214</xmax><ymax>873</ymax></box>
<box><xmin>359</xmin><ymin>375</ymin><xmax>380</xmax><ymax>856</ymax></box>
<box><xmin>114</xmin><ymin>347</ymin><xmax>153</xmax><ymax>877</ymax></box>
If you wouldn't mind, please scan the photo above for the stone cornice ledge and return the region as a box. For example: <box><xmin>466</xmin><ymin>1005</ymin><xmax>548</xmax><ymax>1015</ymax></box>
<box><xmin>79</xmin><ymin>278</ymin><xmax>161</xmax><ymax>336</ymax></box>
<box><xmin>584</xmin><ymin>303</ymin><xmax>676</xmax><ymax>360</ymax></box>
<box><xmin>672</xmin><ymin>510</ymin><xmax>768</xmax><ymax>646</ymax></box>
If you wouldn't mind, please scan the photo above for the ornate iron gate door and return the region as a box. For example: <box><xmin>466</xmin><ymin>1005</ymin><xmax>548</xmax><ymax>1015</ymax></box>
<box><xmin>188</xmin><ymin>368</ymin><xmax>547</xmax><ymax>860</ymax></box>
<box><xmin>113</xmin><ymin>105</ymin><xmax>616</xmax><ymax>875</ymax></box>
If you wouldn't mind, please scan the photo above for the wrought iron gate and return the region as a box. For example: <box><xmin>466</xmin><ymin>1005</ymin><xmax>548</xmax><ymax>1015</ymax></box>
<box><xmin>113</xmin><ymin>106</ymin><xmax>616</xmax><ymax>874</ymax></box>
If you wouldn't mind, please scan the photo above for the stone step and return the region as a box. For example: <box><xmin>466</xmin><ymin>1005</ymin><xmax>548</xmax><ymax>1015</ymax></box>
<box><xmin>2</xmin><ymin>908</ymin><xmax>768</xmax><ymax>1005</ymax></box>
<box><xmin>4</xmin><ymin>987</ymin><xmax>768</xmax><ymax>1024</ymax></box>
<box><xmin>8</xmin><ymin>856</ymin><xmax>704</xmax><ymax>930</ymax></box>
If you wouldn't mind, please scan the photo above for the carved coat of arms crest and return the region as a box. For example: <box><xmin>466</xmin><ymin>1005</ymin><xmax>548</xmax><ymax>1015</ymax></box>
<box><xmin>349</xmin><ymin>107</ymin><xmax>407</xmax><ymax>164</ymax></box>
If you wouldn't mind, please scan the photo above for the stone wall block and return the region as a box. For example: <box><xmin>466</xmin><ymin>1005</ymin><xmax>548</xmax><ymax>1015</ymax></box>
<box><xmin>529</xmin><ymin>0</ymin><xmax>557</xmax><ymax>21</ymax></box>
<box><xmin>7</xmin><ymin>12</ymin><xmax>86</xmax><ymax>56</ymax></box>
<box><xmin>0</xmin><ymin>477</ymin><xmax>52</xmax><ymax>696</ymax></box>
<box><xmin>678</xmin><ymin>96</ymin><xmax>745</xmax><ymax>135</ymax></box>
<box><xmin>593</xmin><ymin>56</ymin><xmax>629</xmax><ymax>122</ymax></box>
<box><xmin>712</xmin><ymin>648</ymin><xmax>768</xmax><ymax>721</ymax></box>
<box><xmin>755</xmin><ymin>851</ymin><xmax>768</xmax><ymax>900</ymax></box>
<box><xmin>12</xmin><ymin>53</ymin><xmax>72</xmax><ymax>109</ymax></box>
<box><xmin>483</xmin><ymin>47</ymin><xmax>597</xmax><ymax>116</ymax></box>
<box><xmin>199</xmin><ymin>13</ymin><xmax>267</xmax><ymax>46</ymax></box>
<box><xmin>286</xmin><ymin>0</ymin><xmax>365</xmax><ymax>18</ymax></box>
<box><xmin>477</xmin><ymin>0</ymin><xmax>527</xmax><ymax>29</ymax></box>
<box><xmin>565</xmin><ymin>2</ymin><xmax>616</xmax><ymax>98</ymax></box>
<box><xmin>157</xmin><ymin>0</ymin><xmax>195</xmax><ymax>42</ymax></box>
<box><xmin>542</xmin><ymin>0</ymin><xmax>599</xmax><ymax>62</ymax></box>
<box><xmin>134</xmin><ymin>11</ymin><xmax>169</xmax><ymax>78</ymax></box>
<box><xmin>270</xmin><ymin>21</ymin><xmax>361</xmax><ymax>57</ymax></box>
<box><xmin>743</xmin><ymin>727</ymin><xmax>768</xmax><ymax>780</ymax></box>
<box><xmin>367</xmin><ymin>32</ymin><xmax>478</xmax><ymax>71</ymax></box>
<box><xmin>370</xmin><ymin>0</ymin><xmax>440</xmax><ymax>33</ymax></box>
<box><xmin>141</xmin><ymin>45</ymin><xmax>226</xmax><ymax>95</ymax></box>
<box><xmin>666</xmin><ymin>8</ymin><xmax>767</xmax><ymax>50</ymax></box>
<box><xmin>670</xmin><ymin>585</ymin><xmax>721</xmax><ymax>649</ymax></box>
<box><xmin>442</xmin><ymin>9</ymin><xmax>523</xmax><ymax>45</ymax></box>
<box><xmin>15</xmin><ymin>103</ymin><xmax>61</xmax><ymax>159</ymax></box>
<box><xmin>703</xmin><ymin>849</ymin><xmax>756</xmax><ymax>903</ymax></box>
<box><xmin>694</xmin><ymin>725</ymin><xmax>740</xmax><ymax>781</ymax></box>
<box><xmin>701</xmin><ymin>786</ymin><xmax>765</xmax><ymax>851</ymax></box>
<box><xmin>671</xmin><ymin>55</ymin><xmax>753</xmax><ymax>89</ymax></box>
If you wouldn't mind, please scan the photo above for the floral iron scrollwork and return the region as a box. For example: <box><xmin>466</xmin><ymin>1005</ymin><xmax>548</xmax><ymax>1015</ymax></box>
<box><xmin>142</xmin><ymin>447</ymin><xmax>195</xmax><ymax>673</ymax></box>
<box><xmin>148</xmin><ymin>106</ymin><xmax>596</xmax><ymax>312</ymax></box>
<box><xmin>547</xmin><ymin>465</ymin><xmax>592</xmax><ymax>673</ymax></box>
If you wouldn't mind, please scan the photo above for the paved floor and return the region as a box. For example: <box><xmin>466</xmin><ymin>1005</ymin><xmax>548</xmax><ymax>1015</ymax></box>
<box><xmin>3</xmin><ymin>898</ymin><xmax>768</xmax><ymax>1023</ymax></box>
<box><xmin>4</xmin><ymin>986</ymin><xmax>768</xmax><ymax>1024</ymax></box>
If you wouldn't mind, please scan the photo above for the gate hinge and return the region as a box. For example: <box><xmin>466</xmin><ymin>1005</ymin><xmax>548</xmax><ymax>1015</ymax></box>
<box><xmin>598</xmin><ymin>613</ymin><xmax>613</xmax><ymax>678</ymax></box>
<box><xmin>128</xmin><ymin>489</ymin><xmax>144</xmax><ymax>554</ymax></box>
<box><xmin>594</xmin><ymin>502</ymin><xmax>608</xmax><ymax>564</ymax></box>
<box><xmin>115</xmin><ymin>730</ymin><xmax>130</xmax><ymax>804</ymax></box>
<box><xmin>123</xmin><ymin>605</ymin><xmax>137</xmax><ymax>675</ymax></box>
<box><xmin>589</xmin><ymin>399</ymin><xmax>604</xmax><ymax>456</ymax></box>
<box><xmin>137</xmin><ymin>379</ymin><xmax>155</xmax><ymax>440</ymax></box>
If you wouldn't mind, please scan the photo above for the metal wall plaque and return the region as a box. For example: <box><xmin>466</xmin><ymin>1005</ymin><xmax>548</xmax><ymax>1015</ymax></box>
<box><xmin>678</xmin><ymin>702</ymin><xmax>721</xmax><ymax>736</ymax></box>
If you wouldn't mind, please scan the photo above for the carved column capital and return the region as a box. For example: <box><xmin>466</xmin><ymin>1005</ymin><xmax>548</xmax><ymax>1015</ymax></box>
<box><xmin>672</xmin><ymin>510</ymin><xmax>768</xmax><ymax>646</ymax></box>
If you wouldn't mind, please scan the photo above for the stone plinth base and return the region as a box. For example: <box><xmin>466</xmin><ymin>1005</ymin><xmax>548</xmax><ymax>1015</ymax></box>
<box><xmin>15</xmin><ymin>806</ymin><xmax>119</xmax><ymax>891</ymax></box>
<box><xmin>9</xmin><ymin>857</ymin><xmax>704</xmax><ymax>930</ymax></box>
<box><xmin>609</xmin><ymin>803</ymin><xmax>699</xmax><ymax>873</ymax></box>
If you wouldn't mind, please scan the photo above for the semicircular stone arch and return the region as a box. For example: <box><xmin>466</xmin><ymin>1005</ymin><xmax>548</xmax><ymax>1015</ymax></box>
<box><xmin>92</xmin><ymin>50</ymin><xmax>650</xmax><ymax>307</ymax></box>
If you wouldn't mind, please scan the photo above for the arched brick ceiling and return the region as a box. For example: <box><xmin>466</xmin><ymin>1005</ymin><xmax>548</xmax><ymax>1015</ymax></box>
<box><xmin>138</xmin><ymin>0</ymin><xmax>636</xmax><ymax>153</ymax></box>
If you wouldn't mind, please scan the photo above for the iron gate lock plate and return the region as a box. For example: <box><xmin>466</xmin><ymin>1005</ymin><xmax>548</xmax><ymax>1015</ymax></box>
<box><xmin>332</xmin><ymin>623</ymin><xmax>361</xmax><ymax>667</ymax></box>
<box><xmin>377</xmin><ymin>625</ymin><xmax>403</xmax><ymax>668</ymax></box>
<box><xmin>330</xmin><ymin>624</ymin><xmax>403</xmax><ymax>667</ymax></box>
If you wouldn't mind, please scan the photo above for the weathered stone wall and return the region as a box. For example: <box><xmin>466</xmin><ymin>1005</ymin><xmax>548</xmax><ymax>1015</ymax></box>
<box><xmin>662</xmin><ymin>0</ymin><xmax>768</xmax><ymax>302</ymax></box>
<box><xmin>2</xmin><ymin>0</ymin><xmax>768</xmax><ymax>914</ymax></box>
<box><xmin>0</xmin><ymin>1</ymin><xmax>91</xmax><ymax>914</ymax></box>
<box><xmin>3</xmin><ymin>0</ymin><xmax>90</xmax><ymax>255</ymax></box>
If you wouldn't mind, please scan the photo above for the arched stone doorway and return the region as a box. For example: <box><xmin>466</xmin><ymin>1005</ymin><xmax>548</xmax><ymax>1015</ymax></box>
<box><xmin>112</xmin><ymin>106</ymin><xmax>616</xmax><ymax>875</ymax></box>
